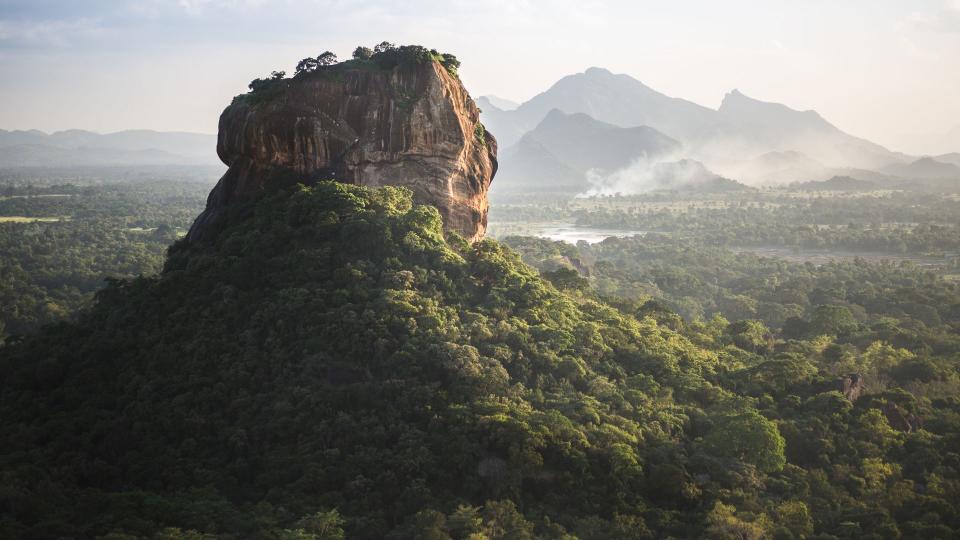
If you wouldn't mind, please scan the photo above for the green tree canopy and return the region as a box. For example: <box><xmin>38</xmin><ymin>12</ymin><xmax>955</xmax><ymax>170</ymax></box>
<box><xmin>702</xmin><ymin>411</ymin><xmax>787</xmax><ymax>473</ymax></box>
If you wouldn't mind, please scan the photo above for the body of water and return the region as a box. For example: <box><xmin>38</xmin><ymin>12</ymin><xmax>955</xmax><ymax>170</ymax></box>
<box><xmin>530</xmin><ymin>223</ymin><xmax>648</xmax><ymax>244</ymax></box>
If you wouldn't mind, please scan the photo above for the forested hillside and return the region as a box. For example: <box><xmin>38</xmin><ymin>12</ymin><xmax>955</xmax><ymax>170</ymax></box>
<box><xmin>2</xmin><ymin>182</ymin><xmax>958</xmax><ymax>539</ymax></box>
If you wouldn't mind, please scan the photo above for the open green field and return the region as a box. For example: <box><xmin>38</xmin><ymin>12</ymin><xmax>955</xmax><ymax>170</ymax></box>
<box><xmin>0</xmin><ymin>216</ymin><xmax>70</xmax><ymax>223</ymax></box>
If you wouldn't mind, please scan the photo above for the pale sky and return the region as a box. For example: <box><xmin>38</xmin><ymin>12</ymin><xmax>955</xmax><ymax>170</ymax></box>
<box><xmin>1</xmin><ymin>0</ymin><xmax>958</xmax><ymax>154</ymax></box>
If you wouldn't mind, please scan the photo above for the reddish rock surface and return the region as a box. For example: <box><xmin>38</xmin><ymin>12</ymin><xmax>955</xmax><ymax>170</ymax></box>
<box><xmin>839</xmin><ymin>373</ymin><xmax>865</xmax><ymax>401</ymax></box>
<box><xmin>188</xmin><ymin>60</ymin><xmax>497</xmax><ymax>242</ymax></box>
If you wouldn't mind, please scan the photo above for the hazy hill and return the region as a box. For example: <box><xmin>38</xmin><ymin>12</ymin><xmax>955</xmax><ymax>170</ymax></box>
<box><xmin>493</xmin><ymin>137</ymin><xmax>584</xmax><ymax>193</ymax></box>
<box><xmin>0</xmin><ymin>144</ymin><xmax>204</xmax><ymax>167</ymax></box>
<box><xmin>711</xmin><ymin>90</ymin><xmax>907</xmax><ymax>170</ymax></box>
<box><xmin>522</xmin><ymin>109</ymin><xmax>680</xmax><ymax>172</ymax></box>
<box><xmin>662</xmin><ymin>175</ymin><xmax>752</xmax><ymax>193</ymax></box>
<box><xmin>790</xmin><ymin>175</ymin><xmax>878</xmax><ymax>191</ymax></box>
<box><xmin>881</xmin><ymin>157</ymin><xmax>960</xmax><ymax>179</ymax></box>
<box><xmin>493</xmin><ymin>109</ymin><xmax>680</xmax><ymax>194</ymax></box>
<box><xmin>933</xmin><ymin>152</ymin><xmax>960</xmax><ymax>168</ymax></box>
<box><xmin>0</xmin><ymin>129</ymin><xmax>219</xmax><ymax>167</ymax></box>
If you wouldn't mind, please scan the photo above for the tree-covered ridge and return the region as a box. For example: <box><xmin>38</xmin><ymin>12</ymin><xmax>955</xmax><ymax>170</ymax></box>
<box><xmin>1</xmin><ymin>182</ymin><xmax>959</xmax><ymax>539</ymax></box>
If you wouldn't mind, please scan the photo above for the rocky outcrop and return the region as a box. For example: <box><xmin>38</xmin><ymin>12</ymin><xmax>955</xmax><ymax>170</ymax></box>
<box><xmin>188</xmin><ymin>59</ymin><xmax>497</xmax><ymax>242</ymax></box>
<box><xmin>839</xmin><ymin>373</ymin><xmax>865</xmax><ymax>401</ymax></box>
<box><xmin>884</xmin><ymin>401</ymin><xmax>922</xmax><ymax>433</ymax></box>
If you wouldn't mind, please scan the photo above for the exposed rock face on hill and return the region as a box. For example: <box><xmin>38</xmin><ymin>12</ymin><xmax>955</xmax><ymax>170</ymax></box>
<box><xmin>884</xmin><ymin>401</ymin><xmax>922</xmax><ymax>433</ymax></box>
<box><xmin>188</xmin><ymin>60</ymin><xmax>497</xmax><ymax>242</ymax></box>
<box><xmin>839</xmin><ymin>373</ymin><xmax>865</xmax><ymax>401</ymax></box>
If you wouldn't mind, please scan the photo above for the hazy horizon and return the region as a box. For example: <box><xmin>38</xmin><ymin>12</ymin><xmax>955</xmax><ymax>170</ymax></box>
<box><xmin>1</xmin><ymin>0</ymin><xmax>958</xmax><ymax>155</ymax></box>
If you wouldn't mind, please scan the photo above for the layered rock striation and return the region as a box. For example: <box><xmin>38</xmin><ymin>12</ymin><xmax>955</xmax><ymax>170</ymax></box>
<box><xmin>188</xmin><ymin>58</ymin><xmax>497</xmax><ymax>242</ymax></box>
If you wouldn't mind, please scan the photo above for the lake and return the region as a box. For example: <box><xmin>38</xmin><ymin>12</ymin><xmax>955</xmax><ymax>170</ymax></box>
<box><xmin>489</xmin><ymin>222</ymin><xmax>649</xmax><ymax>244</ymax></box>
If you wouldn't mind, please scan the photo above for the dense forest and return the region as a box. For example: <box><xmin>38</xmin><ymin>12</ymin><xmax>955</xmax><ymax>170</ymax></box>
<box><xmin>0</xmin><ymin>173</ymin><xmax>210</xmax><ymax>340</ymax></box>
<box><xmin>1</xmin><ymin>181</ymin><xmax>959</xmax><ymax>539</ymax></box>
<box><xmin>491</xmin><ymin>191</ymin><xmax>960</xmax><ymax>255</ymax></box>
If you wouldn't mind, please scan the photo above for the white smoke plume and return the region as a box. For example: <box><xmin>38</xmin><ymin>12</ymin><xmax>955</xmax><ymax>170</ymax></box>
<box><xmin>581</xmin><ymin>155</ymin><xmax>721</xmax><ymax>196</ymax></box>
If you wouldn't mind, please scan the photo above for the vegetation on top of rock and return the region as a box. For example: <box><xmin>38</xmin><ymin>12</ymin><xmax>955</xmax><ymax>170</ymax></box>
<box><xmin>241</xmin><ymin>44</ymin><xmax>463</xmax><ymax>104</ymax></box>
<box><xmin>352</xmin><ymin>46</ymin><xmax>373</xmax><ymax>60</ymax></box>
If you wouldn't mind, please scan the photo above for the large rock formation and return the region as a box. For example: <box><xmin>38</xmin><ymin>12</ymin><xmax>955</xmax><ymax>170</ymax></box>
<box><xmin>188</xmin><ymin>58</ymin><xmax>497</xmax><ymax>242</ymax></box>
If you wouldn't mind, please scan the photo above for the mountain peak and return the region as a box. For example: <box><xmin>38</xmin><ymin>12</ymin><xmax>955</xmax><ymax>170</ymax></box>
<box><xmin>541</xmin><ymin>107</ymin><xmax>571</xmax><ymax>122</ymax></box>
<box><xmin>535</xmin><ymin>108</ymin><xmax>619</xmax><ymax>134</ymax></box>
<box><xmin>476</xmin><ymin>96</ymin><xmax>499</xmax><ymax>111</ymax></box>
<box><xmin>583</xmin><ymin>66</ymin><xmax>614</xmax><ymax>77</ymax></box>
<box><xmin>477</xmin><ymin>95</ymin><xmax>518</xmax><ymax>112</ymax></box>
<box><xmin>719</xmin><ymin>89</ymin><xmax>832</xmax><ymax>134</ymax></box>
<box><xmin>720</xmin><ymin>88</ymin><xmax>762</xmax><ymax>108</ymax></box>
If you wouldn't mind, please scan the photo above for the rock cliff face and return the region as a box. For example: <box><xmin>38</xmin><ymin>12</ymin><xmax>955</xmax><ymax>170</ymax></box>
<box><xmin>839</xmin><ymin>373</ymin><xmax>865</xmax><ymax>401</ymax></box>
<box><xmin>188</xmin><ymin>60</ymin><xmax>497</xmax><ymax>242</ymax></box>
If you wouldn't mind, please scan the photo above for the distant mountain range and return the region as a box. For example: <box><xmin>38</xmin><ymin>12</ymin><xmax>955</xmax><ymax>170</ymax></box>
<box><xmin>0</xmin><ymin>129</ymin><xmax>219</xmax><ymax>167</ymax></box>
<box><xmin>481</xmin><ymin>67</ymin><xmax>717</xmax><ymax>148</ymax></box>
<box><xmin>480</xmin><ymin>67</ymin><xmax>958</xmax><ymax>195</ymax></box>
<box><xmin>490</xmin><ymin>107</ymin><xmax>752</xmax><ymax>196</ymax></box>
